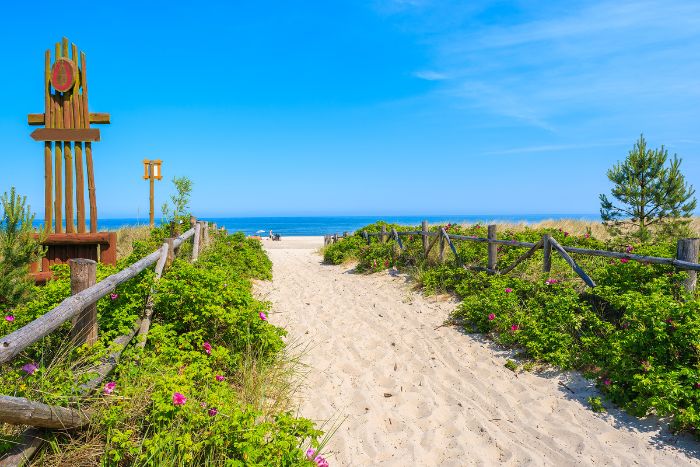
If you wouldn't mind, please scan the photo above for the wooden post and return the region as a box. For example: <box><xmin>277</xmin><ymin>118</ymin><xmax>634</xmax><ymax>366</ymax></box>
<box><xmin>421</xmin><ymin>220</ymin><xmax>428</xmax><ymax>256</ymax></box>
<box><xmin>439</xmin><ymin>229</ymin><xmax>446</xmax><ymax>262</ymax></box>
<box><xmin>149</xmin><ymin>176</ymin><xmax>155</xmax><ymax>227</ymax></box>
<box><xmin>75</xmin><ymin>142</ymin><xmax>86</xmax><ymax>233</ymax></box>
<box><xmin>69</xmin><ymin>258</ymin><xmax>97</xmax><ymax>345</ymax></box>
<box><xmin>165</xmin><ymin>238</ymin><xmax>175</xmax><ymax>268</ymax></box>
<box><xmin>203</xmin><ymin>221</ymin><xmax>210</xmax><ymax>246</ymax></box>
<box><xmin>487</xmin><ymin>224</ymin><xmax>497</xmax><ymax>272</ymax></box>
<box><xmin>190</xmin><ymin>215</ymin><xmax>197</xmax><ymax>228</ymax></box>
<box><xmin>543</xmin><ymin>234</ymin><xmax>552</xmax><ymax>273</ymax></box>
<box><xmin>677</xmin><ymin>238</ymin><xmax>699</xmax><ymax>292</ymax></box>
<box><xmin>343</xmin><ymin>231</ymin><xmax>348</xmax><ymax>238</ymax></box>
<box><xmin>381</xmin><ymin>225</ymin><xmax>387</xmax><ymax>244</ymax></box>
<box><xmin>64</xmin><ymin>142</ymin><xmax>74</xmax><ymax>233</ymax></box>
<box><xmin>192</xmin><ymin>222</ymin><xmax>201</xmax><ymax>261</ymax></box>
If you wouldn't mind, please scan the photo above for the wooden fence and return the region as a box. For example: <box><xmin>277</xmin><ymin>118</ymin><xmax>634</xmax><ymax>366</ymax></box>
<box><xmin>0</xmin><ymin>218</ymin><xmax>218</xmax><ymax>466</ymax></box>
<box><xmin>325</xmin><ymin>221</ymin><xmax>700</xmax><ymax>292</ymax></box>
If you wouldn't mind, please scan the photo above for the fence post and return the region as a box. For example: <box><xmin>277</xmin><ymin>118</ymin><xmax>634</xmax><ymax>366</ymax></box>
<box><xmin>381</xmin><ymin>225</ymin><xmax>387</xmax><ymax>243</ymax></box>
<box><xmin>421</xmin><ymin>220</ymin><xmax>428</xmax><ymax>256</ymax></box>
<box><xmin>439</xmin><ymin>228</ymin><xmax>446</xmax><ymax>262</ymax></box>
<box><xmin>333</xmin><ymin>233</ymin><xmax>338</xmax><ymax>243</ymax></box>
<box><xmin>543</xmin><ymin>234</ymin><xmax>552</xmax><ymax>273</ymax></box>
<box><xmin>69</xmin><ymin>259</ymin><xmax>97</xmax><ymax>346</ymax></box>
<box><xmin>192</xmin><ymin>222</ymin><xmax>201</xmax><ymax>261</ymax></box>
<box><xmin>343</xmin><ymin>231</ymin><xmax>348</xmax><ymax>238</ymax></box>
<box><xmin>677</xmin><ymin>238</ymin><xmax>699</xmax><ymax>293</ymax></box>
<box><xmin>364</xmin><ymin>231</ymin><xmax>370</xmax><ymax>245</ymax></box>
<box><xmin>203</xmin><ymin>221</ymin><xmax>210</xmax><ymax>246</ymax></box>
<box><xmin>165</xmin><ymin>238</ymin><xmax>175</xmax><ymax>268</ymax></box>
<box><xmin>487</xmin><ymin>224</ymin><xmax>498</xmax><ymax>272</ymax></box>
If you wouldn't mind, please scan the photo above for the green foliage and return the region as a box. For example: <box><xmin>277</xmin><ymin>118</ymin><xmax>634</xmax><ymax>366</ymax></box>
<box><xmin>323</xmin><ymin>234</ymin><xmax>366</xmax><ymax>264</ymax></box>
<box><xmin>588</xmin><ymin>396</ymin><xmax>606</xmax><ymax>413</ymax></box>
<box><xmin>600</xmin><ymin>134</ymin><xmax>697</xmax><ymax>243</ymax></box>
<box><xmin>161</xmin><ymin>176</ymin><xmax>194</xmax><ymax>224</ymax></box>
<box><xmin>0</xmin><ymin>230</ymin><xmax>322</xmax><ymax>464</ymax></box>
<box><xmin>0</xmin><ymin>187</ymin><xmax>45</xmax><ymax>311</ymax></box>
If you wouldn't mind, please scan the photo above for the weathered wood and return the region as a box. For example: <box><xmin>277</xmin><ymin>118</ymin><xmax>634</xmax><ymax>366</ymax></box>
<box><xmin>549</xmin><ymin>237</ymin><xmax>596</xmax><ymax>287</ymax></box>
<box><xmin>677</xmin><ymin>238</ymin><xmax>699</xmax><ymax>292</ymax></box>
<box><xmin>149</xmin><ymin>176</ymin><xmax>154</xmax><ymax>227</ymax></box>
<box><xmin>85</xmin><ymin>143</ymin><xmax>97</xmax><ymax>232</ymax></box>
<box><xmin>33</xmin><ymin>232</ymin><xmax>113</xmax><ymax>245</ymax></box>
<box><xmin>0</xmin><ymin>395</ymin><xmax>89</xmax><ymax>429</ymax></box>
<box><xmin>380</xmin><ymin>225</ymin><xmax>387</xmax><ymax>243</ymax></box>
<box><xmin>397</xmin><ymin>230</ymin><xmax>438</xmax><ymax>237</ymax></box>
<box><xmin>137</xmin><ymin>242</ymin><xmax>170</xmax><ymax>350</ymax></box>
<box><xmin>192</xmin><ymin>222</ymin><xmax>201</xmax><ymax>261</ymax></box>
<box><xmin>447</xmin><ymin>234</ymin><xmax>537</xmax><ymax>248</ymax></box>
<box><xmin>421</xmin><ymin>221</ymin><xmax>429</xmax><ymax>256</ymax></box>
<box><xmin>439</xmin><ymin>231</ymin><xmax>446</xmax><ymax>262</ymax></box>
<box><xmin>487</xmin><ymin>225</ymin><xmax>497</xmax><ymax>272</ymax></box>
<box><xmin>392</xmin><ymin>228</ymin><xmax>404</xmax><ymax>250</ymax></box>
<box><xmin>69</xmin><ymin>259</ymin><xmax>97</xmax><ymax>345</ymax></box>
<box><xmin>543</xmin><ymin>234</ymin><xmax>552</xmax><ymax>273</ymax></box>
<box><xmin>424</xmin><ymin>231</ymin><xmax>442</xmax><ymax>257</ymax></box>
<box><xmin>28</xmin><ymin>112</ymin><xmax>109</xmax><ymax>125</ymax></box>
<box><xmin>30</xmin><ymin>128</ymin><xmax>100</xmax><ymax>142</ymax></box>
<box><xmin>165</xmin><ymin>238</ymin><xmax>175</xmax><ymax>268</ymax></box>
<box><xmin>203</xmin><ymin>222</ymin><xmax>210</xmax><ymax>246</ymax></box>
<box><xmin>100</xmin><ymin>232</ymin><xmax>118</xmax><ymax>266</ymax></box>
<box><xmin>363</xmin><ymin>231</ymin><xmax>370</xmax><ymax>245</ymax></box>
<box><xmin>54</xmin><ymin>122</ymin><xmax>63</xmax><ymax>234</ymax></box>
<box><xmin>558</xmin><ymin>245</ymin><xmax>700</xmax><ymax>271</ymax></box>
<box><xmin>0</xmin><ymin>427</ymin><xmax>45</xmax><ymax>466</ymax></box>
<box><xmin>499</xmin><ymin>239</ymin><xmax>544</xmax><ymax>275</ymax></box>
<box><xmin>44</xmin><ymin>143</ymin><xmax>52</xmax><ymax>233</ymax></box>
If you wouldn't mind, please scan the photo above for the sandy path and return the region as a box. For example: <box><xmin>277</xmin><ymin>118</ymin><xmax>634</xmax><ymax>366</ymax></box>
<box><xmin>255</xmin><ymin>237</ymin><xmax>699</xmax><ymax>466</ymax></box>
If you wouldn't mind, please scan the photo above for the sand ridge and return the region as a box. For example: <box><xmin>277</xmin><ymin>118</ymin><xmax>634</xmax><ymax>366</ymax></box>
<box><xmin>254</xmin><ymin>236</ymin><xmax>699</xmax><ymax>466</ymax></box>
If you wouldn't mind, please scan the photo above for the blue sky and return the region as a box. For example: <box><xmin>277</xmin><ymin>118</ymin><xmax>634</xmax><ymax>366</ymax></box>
<box><xmin>0</xmin><ymin>0</ymin><xmax>698</xmax><ymax>218</ymax></box>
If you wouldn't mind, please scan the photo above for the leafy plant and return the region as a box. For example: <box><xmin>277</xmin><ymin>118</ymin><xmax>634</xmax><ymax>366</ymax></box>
<box><xmin>0</xmin><ymin>187</ymin><xmax>45</xmax><ymax>310</ymax></box>
<box><xmin>161</xmin><ymin>176</ymin><xmax>194</xmax><ymax>224</ymax></box>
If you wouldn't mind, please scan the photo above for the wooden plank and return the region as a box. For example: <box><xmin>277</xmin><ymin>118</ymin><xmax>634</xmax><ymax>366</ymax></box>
<box><xmin>549</xmin><ymin>238</ymin><xmax>596</xmax><ymax>287</ymax></box>
<box><xmin>100</xmin><ymin>232</ymin><xmax>117</xmax><ymax>265</ymax></box>
<box><xmin>64</xmin><ymin>142</ymin><xmax>74</xmax><ymax>233</ymax></box>
<box><xmin>85</xmin><ymin>142</ymin><xmax>97</xmax><ymax>232</ymax></box>
<box><xmin>424</xmin><ymin>231</ymin><xmax>442</xmax><ymax>256</ymax></box>
<box><xmin>80</xmin><ymin>52</ymin><xmax>89</xmax><ymax>127</ymax></box>
<box><xmin>28</xmin><ymin>113</ymin><xmax>111</xmax><ymax>125</ymax></box>
<box><xmin>0</xmin><ymin>427</ymin><xmax>45</xmax><ymax>466</ymax></box>
<box><xmin>44</xmin><ymin>142</ymin><xmax>52</xmax><ymax>233</ymax></box>
<box><xmin>136</xmin><ymin>242</ymin><xmax>169</xmax><ymax>350</ymax></box>
<box><xmin>499</xmin><ymin>239</ymin><xmax>544</xmax><ymax>275</ymax></box>
<box><xmin>421</xmin><ymin>220</ymin><xmax>429</xmax><ymax>256</ymax></box>
<box><xmin>33</xmin><ymin>232</ymin><xmax>113</xmax><ymax>245</ymax></box>
<box><xmin>44</xmin><ymin>50</ymin><xmax>51</xmax><ymax>126</ymax></box>
<box><xmin>192</xmin><ymin>222</ymin><xmax>201</xmax><ymax>261</ymax></box>
<box><xmin>54</xmin><ymin>100</ymin><xmax>63</xmax><ymax>234</ymax></box>
<box><xmin>75</xmin><ymin>143</ymin><xmax>86</xmax><ymax>232</ymax></box>
<box><xmin>392</xmin><ymin>228</ymin><xmax>404</xmax><ymax>250</ymax></box>
<box><xmin>0</xmin><ymin>395</ymin><xmax>89</xmax><ymax>429</ymax></box>
<box><xmin>30</xmin><ymin>128</ymin><xmax>100</xmax><ymax>142</ymax></box>
<box><xmin>559</xmin><ymin>245</ymin><xmax>700</xmax><ymax>271</ymax></box>
<box><xmin>442</xmin><ymin>228</ymin><xmax>461</xmax><ymax>266</ymax></box>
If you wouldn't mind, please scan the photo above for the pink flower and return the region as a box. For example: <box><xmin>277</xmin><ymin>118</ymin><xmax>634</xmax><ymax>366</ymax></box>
<box><xmin>104</xmin><ymin>381</ymin><xmax>116</xmax><ymax>395</ymax></box>
<box><xmin>603</xmin><ymin>379</ymin><xmax>611</xmax><ymax>386</ymax></box>
<box><xmin>545</xmin><ymin>279</ymin><xmax>559</xmax><ymax>285</ymax></box>
<box><xmin>259</xmin><ymin>312</ymin><xmax>267</xmax><ymax>321</ymax></box>
<box><xmin>488</xmin><ymin>313</ymin><xmax>495</xmax><ymax>321</ymax></box>
<box><xmin>584</xmin><ymin>233</ymin><xmax>590</xmax><ymax>239</ymax></box>
<box><xmin>505</xmin><ymin>288</ymin><xmax>513</xmax><ymax>293</ymax></box>
<box><xmin>695</xmin><ymin>383</ymin><xmax>700</xmax><ymax>389</ymax></box>
<box><xmin>306</xmin><ymin>449</ymin><xmax>316</xmax><ymax>460</ymax></box>
<box><xmin>4</xmin><ymin>315</ymin><xmax>14</xmax><ymax>322</ymax></box>
<box><xmin>21</xmin><ymin>363</ymin><xmax>38</xmax><ymax>375</ymax></box>
<box><xmin>306</xmin><ymin>449</ymin><xmax>328</xmax><ymax>467</ymax></box>
<box><xmin>203</xmin><ymin>342</ymin><xmax>212</xmax><ymax>355</ymax></box>
<box><xmin>564</xmin><ymin>232</ymin><xmax>569</xmax><ymax>237</ymax></box>
<box><xmin>626</xmin><ymin>245</ymin><xmax>633</xmax><ymax>253</ymax></box>
<box><xmin>172</xmin><ymin>392</ymin><xmax>187</xmax><ymax>406</ymax></box>
<box><xmin>619</xmin><ymin>258</ymin><xmax>629</xmax><ymax>264</ymax></box>
<box><xmin>384</xmin><ymin>260</ymin><xmax>389</xmax><ymax>267</ymax></box>
<box><xmin>110</xmin><ymin>293</ymin><xmax>118</xmax><ymax>300</ymax></box>
<box><xmin>510</xmin><ymin>324</ymin><xmax>519</xmax><ymax>331</ymax></box>
<box><xmin>215</xmin><ymin>375</ymin><xmax>225</xmax><ymax>382</ymax></box>
<box><xmin>208</xmin><ymin>407</ymin><xmax>218</xmax><ymax>416</ymax></box>
<box><xmin>200</xmin><ymin>402</ymin><xmax>207</xmax><ymax>408</ymax></box>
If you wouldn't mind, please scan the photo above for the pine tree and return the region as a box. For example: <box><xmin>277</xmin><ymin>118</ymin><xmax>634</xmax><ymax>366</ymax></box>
<box><xmin>600</xmin><ymin>134</ymin><xmax>696</xmax><ymax>242</ymax></box>
<box><xmin>0</xmin><ymin>187</ymin><xmax>45</xmax><ymax>310</ymax></box>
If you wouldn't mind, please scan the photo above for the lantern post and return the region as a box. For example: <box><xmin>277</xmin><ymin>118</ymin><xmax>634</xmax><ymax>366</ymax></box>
<box><xmin>143</xmin><ymin>159</ymin><xmax>163</xmax><ymax>227</ymax></box>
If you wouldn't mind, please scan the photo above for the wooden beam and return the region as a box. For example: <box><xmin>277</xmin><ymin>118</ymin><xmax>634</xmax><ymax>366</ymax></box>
<box><xmin>30</xmin><ymin>128</ymin><xmax>100</xmax><ymax>142</ymax></box>
<box><xmin>549</xmin><ymin>237</ymin><xmax>596</xmax><ymax>287</ymax></box>
<box><xmin>0</xmin><ymin>395</ymin><xmax>89</xmax><ymax>429</ymax></box>
<box><xmin>677</xmin><ymin>238</ymin><xmax>699</xmax><ymax>292</ymax></box>
<box><xmin>487</xmin><ymin>225</ymin><xmax>498</xmax><ymax>272</ymax></box>
<box><xmin>33</xmin><ymin>232</ymin><xmax>113</xmax><ymax>245</ymax></box>
<box><xmin>499</xmin><ymin>239</ymin><xmax>544</xmax><ymax>275</ymax></box>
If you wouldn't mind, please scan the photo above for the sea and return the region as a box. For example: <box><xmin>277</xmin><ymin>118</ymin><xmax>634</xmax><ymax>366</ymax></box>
<box><xmin>37</xmin><ymin>215</ymin><xmax>601</xmax><ymax>236</ymax></box>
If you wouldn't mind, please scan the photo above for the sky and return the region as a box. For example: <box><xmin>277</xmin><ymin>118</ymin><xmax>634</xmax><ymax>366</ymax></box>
<box><xmin>0</xmin><ymin>0</ymin><xmax>698</xmax><ymax>218</ymax></box>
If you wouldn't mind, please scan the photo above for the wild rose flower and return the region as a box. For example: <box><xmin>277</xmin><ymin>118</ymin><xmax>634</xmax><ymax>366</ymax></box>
<box><xmin>104</xmin><ymin>381</ymin><xmax>116</xmax><ymax>395</ymax></box>
<box><xmin>259</xmin><ymin>312</ymin><xmax>267</xmax><ymax>321</ymax></box>
<box><xmin>215</xmin><ymin>375</ymin><xmax>225</xmax><ymax>382</ymax></box>
<box><xmin>626</xmin><ymin>246</ymin><xmax>633</xmax><ymax>253</ymax></box>
<box><xmin>603</xmin><ymin>379</ymin><xmax>611</xmax><ymax>386</ymax></box>
<box><xmin>510</xmin><ymin>324</ymin><xmax>519</xmax><ymax>331</ymax></box>
<box><xmin>306</xmin><ymin>449</ymin><xmax>316</xmax><ymax>460</ymax></box>
<box><xmin>619</xmin><ymin>258</ymin><xmax>629</xmax><ymax>264</ymax></box>
<box><xmin>314</xmin><ymin>457</ymin><xmax>329</xmax><ymax>467</ymax></box>
<box><xmin>110</xmin><ymin>293</ymin><xmax>118</xmax><ymax>300</ymax></box>
<box><xmin>384</xmin><ymin>260</ymin><xmax>389</xmax><ymax>267</ymax></box>
<box><xmin>203</xmin><ymin>342</ymin><xmax>212</xmax><ymax>355</ymax></box>
<box><xmin>695</xmin><ymin>383</ymin><xmax>700</xmax><ymax>389</ymax></box>
<box><xmin>584</xmin><ymin>233</ymin><xmax>590</xmax><ymax>239</ymax></box>
<box><xmin>172</xmin><ymin>392</ymin><xmax>187</xmax><ymax>406</ymax></box>
<box><xmin>488</xmin><ymin>313</ymin><xmax>495</xmax><ymax>321</ymax></box>
<box><xmin>563</xmin><ymin>232</ymin><xmax>569</xmax><ymax>237</ymax></box>
<box><xmin>208</xmin><ymin>407</ymin><xmax>218</xmax><ymax>416</ymax></box>
<box><xmin>5</xmin><ymin>315</ymin><xmax>14</xmax><ymax>322</ymax></box>
<box><xmin>22</xmin><ymin>363</ymin><xmax>38</xmax><ymax>375</ymax></box>
<box><xmin>545</xmin><ymin>279</ymin><xmax>559</xmax><ymax>285</ymax></box>
<box><xmin>505</xmin><ymin>288</ymin><xmax>513</xmax><ymax>293</ymax></box>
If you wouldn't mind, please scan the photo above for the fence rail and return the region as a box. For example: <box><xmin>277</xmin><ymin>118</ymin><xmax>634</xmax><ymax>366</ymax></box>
<box><xmin>324</xmin><ymin>221</ymin><xmax>700</xmax><ymax>291</ymax></box>
<box><xmin>0</xmin><ymin>218</ymin><xmax>218</xmax><ymax>466</ymax></box>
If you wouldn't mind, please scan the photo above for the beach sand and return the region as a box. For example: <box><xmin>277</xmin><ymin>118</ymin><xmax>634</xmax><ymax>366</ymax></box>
<box><xmin>254</xmin><ymin>236</ymin><xmax>699</xmax><ymax>466</ymax></box>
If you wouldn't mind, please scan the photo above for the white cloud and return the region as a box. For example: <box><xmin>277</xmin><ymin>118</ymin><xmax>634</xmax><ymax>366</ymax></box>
<box><xmin>413</xmin><ymin>70</ymin><xmax>448</xmax><ymax>81</ymax></box>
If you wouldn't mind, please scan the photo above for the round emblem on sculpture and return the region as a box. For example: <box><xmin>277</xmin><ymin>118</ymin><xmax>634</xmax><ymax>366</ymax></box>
<box><xmin>51</xmin><ymin>58</ymin><xmax>77</xmax><ymax>92</ymax></box>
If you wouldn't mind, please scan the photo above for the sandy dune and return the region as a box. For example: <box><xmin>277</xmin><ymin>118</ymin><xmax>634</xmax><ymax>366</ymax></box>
<box><xmin>254</xmin><ymin>236</ymin><xmax>699</xmax><ymax>466</ymax></box>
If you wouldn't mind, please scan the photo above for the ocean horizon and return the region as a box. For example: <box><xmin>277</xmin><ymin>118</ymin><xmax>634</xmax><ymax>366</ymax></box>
<box><xmin>34</xmin><ymin>214</ymin><xmax>601</xmax><ymax>236</ymax></box>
